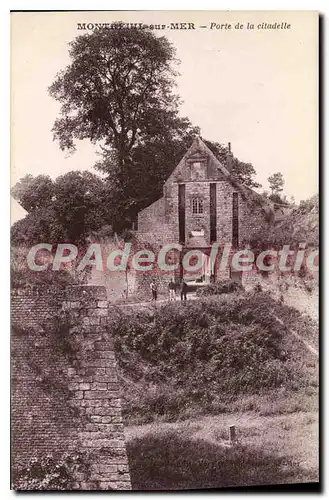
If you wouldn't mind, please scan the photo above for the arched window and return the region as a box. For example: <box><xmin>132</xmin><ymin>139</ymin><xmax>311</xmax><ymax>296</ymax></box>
<box><xmin>192</xmin><ymin>198</ymin><xmax>203</xmax><ymax>214</ymax></box>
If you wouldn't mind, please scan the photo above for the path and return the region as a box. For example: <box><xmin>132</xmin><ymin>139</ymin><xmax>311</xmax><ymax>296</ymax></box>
<box><xmin>274</xmin><ymin>315</ymin><xmax>319</xmax><ymax>357</ymax></box>
<box><xmin>110</xmin><ymin>293</ymin><xmax>198</xmax><ymax>309</ymax></box>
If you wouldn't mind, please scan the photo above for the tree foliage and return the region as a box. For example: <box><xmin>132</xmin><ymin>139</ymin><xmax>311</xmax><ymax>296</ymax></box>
<box><xmin>49</xmin><ymin>26</ymin><xmax>179</xmax><ymax>168</ymax></box>
<box><xmin>268</xmin><ymin>172</ymin><xmax>284</xmax><ymax>195</ymax></box>
<box><xmin>204</xmin><ymin>139</ymin><xmax>261</xmax><ymax>189</ymax></box>
<box><xmin>11</xmin><ymin>171</ymin><xmax>114</xmax><ymax>245</ymax></box>
<box><xmin>299</xmin><ymin>193</ymin><xmax>319</xmax><ymax>214</ymax></box>
<box><xmin>248</xmin><ymin>193</ymin><xmax>319</xmax><ymax>249</ymax></box>
<box><xmin>11</xmin><ymin>175</ymin><xmax>54</xmax><ymax>212</ymax></box>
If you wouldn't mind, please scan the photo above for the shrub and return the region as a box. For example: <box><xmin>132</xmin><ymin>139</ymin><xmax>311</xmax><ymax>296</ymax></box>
<box><xmin>196</xmin><ymin>279</ymin><xmax>243</xmax><ymax>297</ymax></box>
<box><xmin>12</xmin><ymin>452</ymin><xmax>90</xmax><ymax>491</ymax></box>
<box><xmin>11</xmin><ymin>245</ymin><xmax>89</xmax><ymax>289</ymax></box>
<box><xmin>109</xmin><ymin>291</ymin><xmax>316</xmax><ymax>422</ymax></box>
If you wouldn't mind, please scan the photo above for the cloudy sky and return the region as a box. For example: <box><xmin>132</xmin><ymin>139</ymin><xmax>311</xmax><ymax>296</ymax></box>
<box><xmin>11</xmin><ymin>10</ymin><xmax>318</xmax><ymax>202</ymax></box>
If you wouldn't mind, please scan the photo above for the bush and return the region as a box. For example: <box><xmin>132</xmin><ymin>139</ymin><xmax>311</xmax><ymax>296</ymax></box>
<box><xmin>12</xmin><ymin>452</ymin><xmax>90</xmax><ymax>491</ymax></box>
<box><xmin>196</xmin><ymin>279</ymin><xmax>243</xmax><ymax>297</ymax></box>
<box><xmin>109</xmin><ymin>291</ymin><xmax>316</xmax><ymax>422</ymax></box>
<box><xmin>11</xmin><ymin>245</ymin><xmax>83</xmax><ymax>289</ymax></box>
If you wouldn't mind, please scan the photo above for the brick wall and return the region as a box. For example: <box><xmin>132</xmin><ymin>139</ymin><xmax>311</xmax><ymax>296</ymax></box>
<box><xmin>11</xmin><ymin>287</ymin><xmax>72</xmax><ymax>470</ymax></box>
<box><xmin>11</xmin><ymin>285</ymin><xmax>131</xmax><ymax>491</ymax></box>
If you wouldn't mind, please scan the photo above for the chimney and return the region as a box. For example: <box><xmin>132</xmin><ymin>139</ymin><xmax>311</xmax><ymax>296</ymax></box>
<box><xmin>226</xmin><ymin>142</ymin><xmax>233</xmax><ymax>171</ymax></box>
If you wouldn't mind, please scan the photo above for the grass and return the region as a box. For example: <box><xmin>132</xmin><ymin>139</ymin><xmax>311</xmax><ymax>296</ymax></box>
<box><xmin>120</xmin><ymin>288</ymin><xmax>319</xmax><ymax>490</ymax></box>
<box><xmin>126</xmin><ymin>412</ymin><xmax>318</xmax><ymax>490</ymax></box>
<box><xmin>228</xmin><ymin>387</ymin><xmax>318</xmax><ymax>416</ymax></box>
<box><xmin>125</xmin><ymin>412</ymin><xmax>318</xmax><ymax>490</ymax></box>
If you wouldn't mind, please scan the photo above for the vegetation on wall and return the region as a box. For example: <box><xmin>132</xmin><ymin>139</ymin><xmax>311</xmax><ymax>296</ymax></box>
<box><xmin>11</xmin><ymin>309</ymin><xmax>95</xmax><ymax>490</ymax></box>
<box><xmin>12</xmin><ymin>310</ymin><xmax>79</xmax><ymax>415</ymax></box>
<box><xmin>12</xmin><ymin>452</ymin><xmax>93</xmax><ymax>491</ymax></box>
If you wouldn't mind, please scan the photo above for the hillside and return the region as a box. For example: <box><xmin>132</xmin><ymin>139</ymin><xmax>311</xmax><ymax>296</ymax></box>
<box><xmin>107</xmin><ymin>290</ymin><xmax>318</xmax><ymax>425</ymax></box>
<box><xmin>106</xmin><ymin>289</ymin><xmax>319</xmax><ymax>489</ymax></box>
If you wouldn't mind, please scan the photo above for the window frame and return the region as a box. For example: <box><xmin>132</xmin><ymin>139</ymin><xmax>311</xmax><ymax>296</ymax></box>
<box><xmin>191</xmin><ymin>197</ymin><xmax>203</xmax><ymax>215</ymax></box>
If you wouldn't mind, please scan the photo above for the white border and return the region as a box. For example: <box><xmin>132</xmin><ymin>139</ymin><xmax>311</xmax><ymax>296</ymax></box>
<box><xmin>2</xmin><ymin>1</ymin><xmax>326</xmax><ymax>498</ymax></box>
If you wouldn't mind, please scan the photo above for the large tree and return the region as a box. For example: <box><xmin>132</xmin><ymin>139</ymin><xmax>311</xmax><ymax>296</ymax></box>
<box><xmin>49</xmin><ymin>26</ymin><xmax>179</xmax><ymax>172</ymax></box>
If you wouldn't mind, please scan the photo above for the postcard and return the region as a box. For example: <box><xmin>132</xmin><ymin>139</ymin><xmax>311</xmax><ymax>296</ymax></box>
<box><xmin>11</xmin><ymin>10</ymin><xmax>319</xmax><ymax>491</ymax></box>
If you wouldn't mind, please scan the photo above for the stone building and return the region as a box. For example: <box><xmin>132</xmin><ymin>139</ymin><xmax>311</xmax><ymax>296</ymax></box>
<box><xmin>135</xmin><ymin>137</ymin><xmax>274</xmax><ymax>283</ymax></box>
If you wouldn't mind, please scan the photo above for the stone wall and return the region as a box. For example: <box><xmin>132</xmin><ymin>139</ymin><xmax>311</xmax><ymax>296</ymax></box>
<box><xmin>138</xmin><ymin>197</ymin><xmax>165</xmax><ymax>232</ymax></box>
<box><xmin>11</xmin><ymin>285</ymin><xmax>131</xmax><ymax>491</ymax></box>
<box><xmin>137</xmin><ymin>180</ymin><xmax>271</xmax><ymax>249</ymax></box>
<box><xmin>239</xmin><ymin>194</ymin><xmax>272</xmax><ymax>245</ymax></box>
<box><xmin>138</xmin><ymin>198</ymin><xmax>176</xmax><ymax>242</ymax></box>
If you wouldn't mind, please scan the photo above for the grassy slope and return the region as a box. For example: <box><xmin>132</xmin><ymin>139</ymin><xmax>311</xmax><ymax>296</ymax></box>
<box><xmin>108</xmin><ymin>290</ymin><xmax>318</xmax><ymax>424</ymax></box>
<box><xmin>110</xmin><ymin>290</ymin><xmax>318</xmax><ymax>490</ymax></box>
<box><xmin>125</xmin><ymin>412</ymin><xmax>318</xmax><ymax>490</ymax></box>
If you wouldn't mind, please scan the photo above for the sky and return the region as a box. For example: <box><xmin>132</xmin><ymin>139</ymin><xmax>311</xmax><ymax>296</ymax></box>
<box><xmin>11</xmin><ymin>10</ymin><xmax>318</xmax><ymax>204</ymax></box>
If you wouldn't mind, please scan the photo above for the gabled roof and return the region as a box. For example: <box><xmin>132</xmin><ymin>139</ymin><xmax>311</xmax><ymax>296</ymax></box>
<box><xmin>165</xmin><ymin>136</ymin><xmax>230</xmax><ymax>185</ymax></box>
<box><xmin>165</xmin><ymin>137</ymin><xmax>274</xmax><ymax>219</ymax></box>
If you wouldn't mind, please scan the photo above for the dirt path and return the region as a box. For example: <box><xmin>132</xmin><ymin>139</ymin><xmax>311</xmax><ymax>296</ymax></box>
<box><xmin>274</xmin><ymin>315</ymin><xmax>318</xmax><ymax>357</ymax></box>
<box><xmin>110</xmin><ymin>293</ymin><xmax>198</xmax><ymax>309</ymax></box>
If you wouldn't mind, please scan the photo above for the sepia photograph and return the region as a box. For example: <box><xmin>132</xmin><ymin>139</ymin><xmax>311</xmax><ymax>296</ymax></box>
<box><xmin>10</xmin><ymin>10</ymin><xmax>319</xmax><ymax>491</ymax></box>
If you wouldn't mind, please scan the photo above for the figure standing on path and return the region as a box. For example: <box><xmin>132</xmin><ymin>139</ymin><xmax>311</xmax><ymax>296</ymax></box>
<box><xmin>180</xmin><ymin>279</ymin><xmax>188</xmax><ymax>302</ymax></box>
<box><xmin>168</xmin><ymin>278</ymin><xmax>176</xmax><ymax>302</ymax></box>
<box><xmin>150</xmin><ymin>280</ymin><xmax>158</xmax><ymax>301</ymax></box>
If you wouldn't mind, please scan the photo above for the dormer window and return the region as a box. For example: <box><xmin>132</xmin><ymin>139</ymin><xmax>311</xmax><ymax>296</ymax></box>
<box><xmin>192</xmin><ymin>197</ymin><xmax>203</xmax><ymax>214</ymax></box>
<box><xmin>190</xmin><ymin>160</ymin><xmax>206</xmax><ymax>180</ymax></box>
